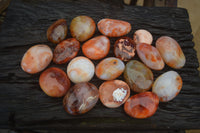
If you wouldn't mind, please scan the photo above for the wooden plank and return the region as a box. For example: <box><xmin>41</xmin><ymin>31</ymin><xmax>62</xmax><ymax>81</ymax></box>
<box><xmin>0</xmin><ymin>0</ymin><xmax>199</xmax><ymax>130</ymax></box>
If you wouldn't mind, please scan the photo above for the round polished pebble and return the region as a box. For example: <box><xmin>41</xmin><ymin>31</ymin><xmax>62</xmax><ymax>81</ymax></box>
<box><xmin>124</xmin><ymin>60</ymin><xmax>153</xmax><ymax>93</ymax></box>
<box><xmin>156</xmin><ymin>36</ymin><xmax>186</xmax><ymax>69</ymax></box>
<box><xmin>133</xmin><ymin>29</ymin><xmax>153</xmax><ymax>45</ymax></box>
<box><xmin>70</xmin><ymin>16</ymin><xmax>96</xmax><ymax>42</ymax></box>
<box><xmin>67</xmin><ymin>56</ymin><xmax>95</xmax><ymax>83</ymax></box>
<box><xmin>82</xmin><ymin>35</ymin><xmax>110</xmax><ymax>60</ymax></box>
<box><xmin>63</xmin><ymin>82</ymin><xmax>99</xmax><ymax>115</ymax></box>
<box><xmin>136</xmin><ymin>43</ymin><xmax>164</xmax><ymax>70</ymax></box>
<box><xmin>39</xmin><ymin>67</ymin><xmax>71</xmax><ymax>97</ymax></box>
<box><xmin>95</xmin><ymin>57</ymin><xmax>125</xmax><ymax>80</ymax></box>
<box><xmin>114</xmin><ymin>37</ymin><xmax>136</xmax><ymax>61</ymax></box>
<box><xmin>152</xmin><ymin>71</ymin><xmax>182</xmax><ymax>102</ymax></box>
<box><xmin>97</xmin><ymin>18</ymin><xmax>131</xmax><ymax>37</ymax></box>
<box><xmin>47</xmin><ymin>19</ymin><xmax>67</xmax><ymax>44</ymax></box>
<box><xmin>124</xmin><ymin>92</ymin><xmax>159</xmax><ymax>119</ymax></box>
<box><xmin>99</xmin><ymin>80</ymin><xmax>130</xmax><ymax>108</ymax></box>
<box><xmin>21</xmin><ymin>44</ymin><xmax>53</xmax><ymax>74</ymax></box>
<box><xmin>53</xmin><ymin>38</ymin><xmax>80</xmax><ymax>64</ymax></box>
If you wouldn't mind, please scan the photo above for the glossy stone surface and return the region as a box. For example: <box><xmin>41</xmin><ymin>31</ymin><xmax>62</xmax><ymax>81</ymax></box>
<box><xmin>63</xmin><ymin>82</ymin><xmax>99</xmax><ymax>115</ymax></box>
<box><xmin>136</xmin><ymin>43</ymin><xmax>164</xmax><ymax>70</ymax></box>
<box><xmin>39</xmin><ymin>67</ymin><xmax>71</xmax><ymax>97</ymax></box>
<box><xmin>114</xmin><ymin>37</ymin><xmax>136</xmax><ymax>61</ymax></box>
<box><xmin>82</xmin><ymin>35</ymin><xmax>110</xmax><ymax>60</ymax></box>
<box><xmin>99</xmin><ymin>80</ymin><xmax>130</xmax><ymax>108</ymax></box>
<box><xmin>53</xmin><ymin>38</ymin><xmax>80</xmax><ymax>64</ymax></box>
<box><xmin>124</xmin><ymin>92</ymin><xmax>159</xmax><ymax>119</ymax></box>
<box><xmin>156</xmin><ymin>36</ymin><xmax>186</xmax><ymax>69</ymax></box>
<box><xmin>21</xmin><ymin>44</ymin><xmax>53</xmax><ymax>74</ymax></box>
<box><xmin>124</xmin><ymin>60</ymin><xmax>153</xmax><ymax>93</ymax></box>
<box><xmin>95</xmin><ymin>57</ymin><xmax>125</xmax><ymax>80</ymax></box>
<box><xmin>97</xmin><ymin>18</ymin><xmax>131</xmax><ymax>37</ymax></box>
<box><xmin>70</xmin><ymin>16</ymin><xmax>96</xmax><ymax>42</ymax></box>
<box><xmin>67</xmin><ymin>56</ymin><xmax>94</xmax><ymax>83</ymax></box>
<box><xmin>133</xmin><ymin>29</ymin><xmax>153</xmax><ymax>45</ymax></box>
<box><xmin>47</xmin><ymin>19</ymin><xmax>67</xmax><ymax>44</ymax></box>
<box><xmin>152</xmin><ymin>71</ymin><xmax>182</xmax><ymax>102</ymax></box>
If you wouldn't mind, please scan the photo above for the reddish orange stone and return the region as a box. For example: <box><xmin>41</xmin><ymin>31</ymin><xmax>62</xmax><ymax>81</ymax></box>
<box><xmin>99</xmin><ymin>80</ymin><xmax>130</xmax><ymax>108</ymax></box>
<box><xmin>39</xmin><ymin>67</ymin><xmax>71</xmax><ymax>97</ymax></box>
<box><xmin>82</xmin><ymin>35</ymin><xmax>110</xmax><ymax>60</ymax></box>
<box><xmin>53</xmin><ymin>38</ymin><xmax>80</xmax><ymax>64</ymax></box>
<box><xmin>124</xmin><ymin>92</ymin><xmax>159</xmax><ymax>119</ymax></box>
<box><xmin>98</xmin><ymin>18</ymin><xmax>131</xmax><ymax>37</ymax></box>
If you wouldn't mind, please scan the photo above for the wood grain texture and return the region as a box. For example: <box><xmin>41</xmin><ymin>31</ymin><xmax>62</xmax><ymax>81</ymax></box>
<box><xmin>0</xmin><ymin>0</ymin><xmax>200</xmax><ymax>131</ymax></box>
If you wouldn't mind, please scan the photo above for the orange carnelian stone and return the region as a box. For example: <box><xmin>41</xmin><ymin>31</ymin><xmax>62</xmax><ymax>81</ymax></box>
<box><xmin>124</xmin><ymin>92</ymin><xmax>159</xmax><ymax>119</ymax></box>
<box><xmin>39</xmin><ymin>67</ymin><xmax>71</xmax><ymax>97</ymax></box>
<box><xmin>136</xmin><ymin>43</ymin><xmax>164</xmax><ymax>70</ymax></box>
<box><xmin>98</xmin><ymin>18</ymin><xmax>131</xmax><ymax>37</ymax></box>
<box><xmin>82</xmin><ymin>35</ymin><xmax>110</xmax><ymax>60</ymax></box>
<box><xmin>99</xmin><ymin>80</ymin><xmax>130</xmax><ymax>108</ymax></box>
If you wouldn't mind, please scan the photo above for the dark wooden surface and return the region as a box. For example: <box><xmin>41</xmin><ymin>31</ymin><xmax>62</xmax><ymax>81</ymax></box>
<box><xmin>0</xmin><ymin>0</ymin><xmax>200</xmax><ymax>131</ymax></box>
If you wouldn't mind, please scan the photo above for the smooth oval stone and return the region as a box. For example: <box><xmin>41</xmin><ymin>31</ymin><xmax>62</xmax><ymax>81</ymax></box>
<box><xmin>124</xmin><ymin>60</ymin><xmax>153</xmax><ymax>93</ymax></box>
<box><xmin>63</xmin><ymin>82</ymin><xmax>99</xmax><ymax>115</ymax></box>
<box><xmin>95</xmin><ymin>57</ymin><xmax>125</xmax><ymax>80</ymax></box>
<box><xmin>124</xmin><ymin>92</ymin><xmax>159</xmax><ymax>119</ymax></box>
<box><xmin>47</xmin><ymin>19</ymin><xmax>67</xmax><ymax>44</ymax></box>
<box><xmin>114</xmin><ymin>37</ymin><xmax>136</xmax><ymax>61</ymax></box>
<box><xmin>136</xmin><ymin>43</ymin><xmax>164</xmax><ymax>70</ymax></box>
<box><xmin>82</xmin><ymin>35</ymin><xmax>110</xmax><ymax>60</ymax></box>
<box><xmin>99</xmin><ymin>80</ymin><xmax>130</xmax><ymax>108</ymax></box>
<box><xmin>21</xmin><ymin>44</ymin><xmax>53</xmax><ymax>74</ymax></box>
<box><xmin>152</xmin><ymin>71</ymin><xmax>182</xmax><ymax>102</ymax></box>
<box><xmin>156</xmin><ymin>36</ymin><xmax>186</xmax><ymax>69</ymax></box>
<box><xmin>70</xmin><ymin>16</ymin><xmax>96</xmax><ymax>42</ymax></box>
<box><xmin>97</xmin><ymin>18</ymin><xmax>131</xmax><ymax>37</ymax></box>
<box><xmin>39</xmin><ymin>67</ymin><xmax>71</xmax><ymax>97</ymax></box>
<box><xmin>67</xmin><ymin>56</ymin><xmax>95</xmax><ymax>83</ymax></box>
<box><xmin>133</xmin><ymin>29</ymin><xmax>153</xmax><ymax>45</ymax></box>
<box><xmin>53</xmin><ymin>38</ymin><xmax>80</xmax><ymax>64</ymax></box>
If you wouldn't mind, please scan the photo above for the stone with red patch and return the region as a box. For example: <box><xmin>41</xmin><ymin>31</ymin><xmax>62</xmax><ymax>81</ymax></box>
<box><xmin>124</xmin><ymin>92</ymin><xmax>159</xmax><ymax>119</ymax></box>
<box><xmin>39</xmin><ymin>67</ymin><xmax>71</xmax><ymax>97</ymax></box>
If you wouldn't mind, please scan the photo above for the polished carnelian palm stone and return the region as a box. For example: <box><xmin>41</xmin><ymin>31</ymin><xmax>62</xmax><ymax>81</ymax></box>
<box><xmin>39</xmin><ymin>67</ymin><xmax>71</xmax><ymax>97</ymax></box>
<box><xmin>124</xmin><ymin>92</ymin><xmax>159</xmax><ymax>119</ymax></box>
<box><xmin>63</xmin><ymin>82</ymin><xmax>99</xmax><ymax>115</ymax></box>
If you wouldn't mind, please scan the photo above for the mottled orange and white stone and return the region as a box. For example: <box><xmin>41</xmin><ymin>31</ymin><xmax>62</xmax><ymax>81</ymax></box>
<box><xmin>95</xmin><ymin>57</ymin><xmax>125</xmax><ymax>80</ymax></box>
<box><xmin>152</xmin><ymin>71</ymin><xmax>182</xmax><ymax>102</ymax></box>
<box><xmin>156</xmin><ymin>36</ymin><xmax>186</xmax><ymax>69</ymax></box>
<box><xmin>136</xmin><ymin>43</ymin><xmax>164</xmax><ymax>70</ymax></box>
<box><xmin>21</xmin><ymin>44</ymin><xmax>53</xmax><ymax>74</ymax></box>
<box><xmin>82</xmin><ymin>35</ymin><xmax>110</xmax><ymax>60</ymax></box>
<box><xmin>133</xmin><ymin>29</ymin><xmax>153</xmax><ymax>45</ymax></box>
<box><xmin>67</xmin><ymin>56</ymin><xmax>95</xmax><ymax>83</ymax></box>
<box><xmin>97</xmin><ymin>18</ymin><xmax>131</xmax><ymax>37</ymax></box>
